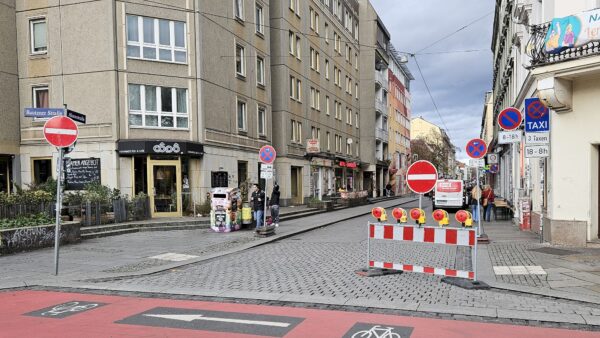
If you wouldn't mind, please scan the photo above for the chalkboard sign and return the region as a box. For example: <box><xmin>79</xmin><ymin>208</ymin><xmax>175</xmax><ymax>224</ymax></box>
<box><xmin>64</xmin><ymin>158</ymin><xmax>101</xmax><ymax>190</ymax></box>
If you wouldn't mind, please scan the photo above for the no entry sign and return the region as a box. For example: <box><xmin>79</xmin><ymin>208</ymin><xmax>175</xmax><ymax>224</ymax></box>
<box><xmin>498</xmin><ymin>107</ymin><xmax>522</xmax><ymax>131</ymax></box>
<box><xmin>406</xmin><ymin>160</ymin><xmax>438</xmax><ymax>194</ymax></box>
<box><xmin>466</xmin><ymin>139</ymin><xmax>487</xmax><ymax>159</ymax></box>
<box><xmin>43</xmin><ymin>116</ymin><xmax>79</xmax><ymax>148</ymax></box>
<box><xmin>259</xmin><ymin>145</ymin><xmax>276</xmax><ymax>164</ymax></box>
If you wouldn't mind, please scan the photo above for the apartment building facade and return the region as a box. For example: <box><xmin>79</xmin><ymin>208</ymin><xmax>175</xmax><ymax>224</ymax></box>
<box><xmin>13</xmin><ymin>0</ymin><xmax>271</xmax><ymax>217</ymax></box>
<box><xmin>0</xmin><ymin>0</ymin><xmax>19</xmax><ymax>194</ymax></box>
<box><xmin>358</xmin><ymin>0</ymin><xmax>390</xmax><ymax>197</ymax></box>
<box><xmin>490</xmin><ymin>0</ymin><xmax>600</xmax><ymax>246</ymax></box>
<box><xmin>410</xmin><ymin>117</ymin><xmax>456</xmax><ymax>178</ymax></box>
<box><xmin>387</xmin><ymin>46</ymin><xmax>413</xmax><ymax>195</ymax></box>
<box><xmin>270</xmin><ymin>0</ymin><xmax>362</xmax><ymax>205</ymax></box>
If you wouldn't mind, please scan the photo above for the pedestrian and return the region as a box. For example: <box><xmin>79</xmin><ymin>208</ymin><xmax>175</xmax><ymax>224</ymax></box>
<box><xmin>251</xmin><ymin>184</ymin><xmax>265</xmax><ymax>229</ymax></box>
<box><xmin>482</xmin><ymin>185</ymin><xmax>495</xmax><ymax>222</ymax></box>
<box><xmin>385</xmin><ymin>183</ymin><xmax>392</xmax><ymax>196</ymax></box>
<box><xmin>470</xmin><ymin>185</ymin><xmax>481</xmax><ymax>222</ymax></box>
<box><xmin>270</xmin><ymin>184</ymin><xmax>280</xmax><ymax>227</ymax></box>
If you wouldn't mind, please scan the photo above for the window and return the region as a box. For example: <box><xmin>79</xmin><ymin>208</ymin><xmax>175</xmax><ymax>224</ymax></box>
<box><xmin>346</xmin><ymin>107</ymin><xmax>351</xmax><ymax>124</ymax></box>
<box><xmin>334</xmin><ymin>66</ymin><xmax>338</xmax><ymax>85</ymax></box>
<box><xmin>235</xmin><ymin>44</ymin><xmax>246</xmax><ymax>76</ymax></box>
<box><xmin>333</xmin><ymin>32</ymin><xmax>338</xmax><ymax>52</ymax></box>
<box><xmin>310</xmin><ymin>48</ymin><xmax>316</xmax><ymax>70</ymax></box>
<box><xmin>355</xmin><ymin>112</ymin><xmax>359</xmax><ymax>128</ymax></box>
<box><xmin>297</xmin><ymin>121</ymin><xmax>302</xmax><ymax>143</ymax></box>
<box><xmin>310</xmin><ymin>87</ymin><xmax>316</xmax><ymax>108</ymax></box>
<box><xmin>354</xmin><ymin>53</ymin><xmax>358</xmax><ymax>69</ymax></box>
<box><xmin>30</xmin><ymin>18</ymin><xmax>47</xmax><ymax>54</ymax></box>
<box><xmin>290</xmin><ymin>0</ymin><xmax>299</xmax><ymax>14</ymax></box>
<box><xmin>316</xmin><ymin>90</ymin><xmax>320</xmax><ymax>110</ymax></box>
<box><xmin>258</xmin><ymin>106</ymin><xmax>266</xmax><ymax>135</ymax></box>
<box><xmin>326</xmin><ymin>96</ymin><xmax>330</xmax><ymax>115</ymax></box>
<box><xmin>311</xmin><ymin>126</ymin><xmax>317</xmax><ymax>139</ymax></box>
<box><xmin>126</xmin><ymin>15</ymin><xmax>186</xmax><ymax>63</ymax></box>
<box><xmin>289</xmin><ymin>76</ymin><xmax>296</xmax><ymax>99</ymax></box>
<box><xmin>346</xmin><ymin>143</ymin><xmax>350</xmax><ymax>155</ymax></box>
<box><xmin>296</xmin><ymin>78</ymin><xmax>302</xmax><ymax>101</ymax></box>
<box><xmin>255</xmin><ymin>3</ymin><xmax>264</xmax><ymax>34</ymax></box>
<box><xmin>289</xmin><ymin>31</ymin><xmax>295</xmax><ymax>55</ymax></box>
<box><xmin>237</xmin><ymin>99</ymin><xmax>247</xmax><ymax>131</ymax></box>
<box><xmin>325</xmin><ymin>23</ymin><xmax>329</xmax><ymax>43</ymax></box>
<box><xmin>310</xmin><ymin>9</ymin><xmax>319</xmax><ymax>34</ymax></box>
<box><xmin>33</xmin><ymin>86</ymin><xmax>49</xmax><ymax>108</ymax></box>
<box><xmin>234</xmin><ymin>0</ymin><xmax>244</xmax><ymax>20</ymax></box>
<box><xmin>317</xmin><ymin>128</ymin><xmax>321</xmax><ymax>141</ymax></box>
<box><xmin>325</xmin><ymin>59</ymin><xmax>330</xmax><ymax>79</ymax></box>
<box><xmin>337</xmin><ymin>69</ymin><xmax>342</xmax><ymax>87</ymax></box>
<box><xmin>291</xmin><ymin>120</ymin><xmax>302</xmax><ymax>143</ymax></box>
<box><xmin>326</xmin><ymin>132</ymin><xmax>331</xmax><ymax>151</ymax></box>
<box><xmin>355</xmin><ymin>83</ymin><xmax>359</xmax><ymax>99</ymax></box>
<box><xmin>296</xmin><ymin>36</ymin><xmax>301</xmax><ymax>60</ymax></box>
<box><xmin>128</xmin><ymin>84</ymin><xmax>188</xmax><ymax>129</ymax></box>
<box><xmin>256</xmin><ymin>56</ymin><xmax>265</xmax><ymax>85</ymax></box>
<box><xmin>33</xmin><ymin>158</ymin><xmax>52</xmax><ymax>184</ymax></box>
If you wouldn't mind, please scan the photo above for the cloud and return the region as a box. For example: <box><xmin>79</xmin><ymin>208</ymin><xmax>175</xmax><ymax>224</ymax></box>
<box><xmin>370</xmin><ymin>0</ymin><xmax>495</xmax><ymax>162</ymax></box>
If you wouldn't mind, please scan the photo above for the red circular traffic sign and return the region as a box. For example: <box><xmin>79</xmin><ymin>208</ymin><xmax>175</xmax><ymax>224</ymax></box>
<box><xmin>498</xmin><ymin>107</ymin><xmax>522</xmax><ymax>131</ymax></box>
<box><xmin>406</xmin><ymin>160</ymin><xmax>438</xmax><ymax>194</ymax></box>
<box><xmin>465</xmin><ymin>138</ymin><xmax>487</xmax><ymax>159</ymax></box>
<box><xmin>43</xmin><ymin>116</ymin><xmax>78</xmax><ymax>148</ymax></box>
<box><xmin>259</xmin><ymin>145</ymin><xmax>276</xmax><ymax>164</ymax></box>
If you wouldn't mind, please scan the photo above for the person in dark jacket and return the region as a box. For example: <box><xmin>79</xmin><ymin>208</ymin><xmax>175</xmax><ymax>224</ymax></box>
<box><xmin>251</xmin><ymin>184</ymin><xmax>265</xmax><ymax>228</ymax></box>
<box><xmin>270</xmin><ymin>184</ymin><xmax>281</xmax><ymax>227</ymax></box>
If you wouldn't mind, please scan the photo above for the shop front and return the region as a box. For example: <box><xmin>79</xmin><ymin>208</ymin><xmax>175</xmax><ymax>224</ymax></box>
<box><xmin>0</xmin><ymin>156</ymin><xmax>13</xmax><ymax>193</ymax></box>
<box><xmin>309</xmin><ymin>158</ymin><xmax>333</xmax><ymax>199</ymax></box>
<box><xmin>335</xmin><ymin>160</ymin><xmax>359</xmax><ymax>192</ymax></box>
<box><xmin>117</xmin><ymin>140</ymin><xmax>204</xmax><ymax>218</ymax></box>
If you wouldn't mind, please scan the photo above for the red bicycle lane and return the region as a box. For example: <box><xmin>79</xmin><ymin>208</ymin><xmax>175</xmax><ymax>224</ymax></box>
<box><xmin>0</xmin><ymin>290</ymin><xmax>597</xmax><ymax>338</ymax></box>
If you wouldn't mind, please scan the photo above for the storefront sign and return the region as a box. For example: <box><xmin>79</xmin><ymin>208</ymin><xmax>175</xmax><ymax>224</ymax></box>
<box><xmin>544</xmin><ymin>8</ymin><xmax>600</xmax><ymax>54</ymax></box>
<box><xmin>64</xmin><ymin>158</ymin><xmax>101</xmax><ymax>190</ymax></box>
<box><xmin>117</xmin><ymin>140</ymin><xmax>204</xmax><ymax>157</ymax></box>
<box><xmin>306</xmin><ymin>139</ymin><xmax>320</xmax><ymax>153</ymax></box>
<box><xmin>310</xmin><ymin>158</ymin><xmax>332</xmax><ymax>167</ymax></box>
<box><xmin>338</xmin><ymin>161</ymin><xmax>357</xmax><ymax>168</ymax></box>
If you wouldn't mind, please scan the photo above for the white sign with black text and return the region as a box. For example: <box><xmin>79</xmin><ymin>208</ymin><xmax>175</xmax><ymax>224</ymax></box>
<box><xmin>260</xmin><ymin>164</ymin><xmax>273</xmax><ymax>179</ymax></box>
<box><xmin>498</xmin><ymin>130</ymin><xmax>521</xmax><ymax>144</ymax></box>
<box><xmin>525</xmin><ymin>132</ymin><xmax>550</xmax><ymax>144</ymax></box>
<box><xmin>525</xmin><ymin>145</ymin><xmax>550</xmax><ymax>158</ymax></box>
<box><xmin>468</xmin><ymin>159</ymin><xmax>485</xmax><ymax>167</ymax></box>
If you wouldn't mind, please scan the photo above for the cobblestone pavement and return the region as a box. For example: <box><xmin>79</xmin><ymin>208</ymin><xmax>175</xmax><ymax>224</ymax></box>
<box><xmin>487</xmin><ymin>241</ymin><xmax>549</xmax><ymax>287</ymax></box>
<box><xmin>91</xmin><ymin>204</ymin><xmax>600</xmax><ymax>323</ymax></box>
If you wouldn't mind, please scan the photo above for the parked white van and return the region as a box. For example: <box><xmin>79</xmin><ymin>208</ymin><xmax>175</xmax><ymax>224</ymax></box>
<box><xmin>432</xmin><ymin>180</ymin><xmax>464</xmax><ymax>210</ymax></box>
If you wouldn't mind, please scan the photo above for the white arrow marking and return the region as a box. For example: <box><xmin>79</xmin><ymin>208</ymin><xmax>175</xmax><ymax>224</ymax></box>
<box><xmin>407</xmin><ymin>174</ymin><xmax>436</xmax><ymax>180</ymax></box>
<box><xmin>143</xmin><ymin>314</ymin><xmax>291</xmax><ymax>328</ymax></box>
<box><xmin>45</xmin><ymin>128</ymin><xmax>77</xmax><ymax>135</ymax></box>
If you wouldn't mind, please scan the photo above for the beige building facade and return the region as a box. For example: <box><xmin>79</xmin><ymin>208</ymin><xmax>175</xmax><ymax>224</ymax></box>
<box><xmin>410</xmin><ymin>117</ymin><xmax>456</xmax><ymax>178</ymax></box>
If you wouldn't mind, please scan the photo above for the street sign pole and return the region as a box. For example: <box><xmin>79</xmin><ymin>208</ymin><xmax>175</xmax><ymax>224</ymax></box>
<box><xmin>54</xmin><ymin>147</ymin><xmax>64</xmax><ymax>276</ymax></box>
<box><xmin>476</xmin><ymin>166</ymin><xmax>482</xmax><ymax>238</ymax></box>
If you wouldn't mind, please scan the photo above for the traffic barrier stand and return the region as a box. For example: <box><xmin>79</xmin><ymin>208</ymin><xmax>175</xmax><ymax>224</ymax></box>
<box><xmin>357</xmin><ymin>208</ymin><xmax>489</xmax><ymax>289</ymax></box>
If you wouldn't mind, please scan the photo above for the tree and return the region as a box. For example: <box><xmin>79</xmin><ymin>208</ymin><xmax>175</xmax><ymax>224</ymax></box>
<box><xmin>410</xmin><ymin>134</ymin><xmax>453</xmax><ymax>176</ymax></box>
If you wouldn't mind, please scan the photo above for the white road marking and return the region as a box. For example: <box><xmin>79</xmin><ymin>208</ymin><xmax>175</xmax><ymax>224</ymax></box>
<box><xmin>143</xmin><ymin>314</ymin><xmax>291</xmax><ymax>327</ymax></box>
<box><xmin>45</xmin><ymin>128</ymin><xmax>77</xmax><ymax>135</ymax></box>
<box><xmin>149</xmin><ymin>253</ymin><xmax>199</xmax><ymax>262</ymax></box>
<box><xmin>493</xmin><ymin>265</ymin><xmax>546</xmax><ymax>275</ymax></box>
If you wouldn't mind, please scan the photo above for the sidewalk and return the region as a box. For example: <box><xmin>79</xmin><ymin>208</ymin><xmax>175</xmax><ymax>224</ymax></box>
<box><xmin>0</xmin><ymin>196</ymin><xmax>417</xmax><ymax>290</ymax></box>
<box><xmin>477</xmin><ymin>219</ymin><xmax>600</xmax><ymax>303</ymax></box>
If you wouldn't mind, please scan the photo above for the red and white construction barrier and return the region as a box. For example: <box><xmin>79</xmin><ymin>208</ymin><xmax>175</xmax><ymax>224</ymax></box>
<box><xmin>367</xmin><ymin>224</ymin><xmax>478</xmax><ymax>280</ymax></box>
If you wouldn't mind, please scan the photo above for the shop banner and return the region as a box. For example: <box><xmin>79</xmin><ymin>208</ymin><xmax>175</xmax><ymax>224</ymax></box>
<box><xmin>545</xmin><ymin>8</ymin><xmax>600</xmax><ymax>53</ymax></box>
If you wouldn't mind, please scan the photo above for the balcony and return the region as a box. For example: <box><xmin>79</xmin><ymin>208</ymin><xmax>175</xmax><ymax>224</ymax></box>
<box><xmin>527</xmin><ymin>21</ymin><xmax>600</xmax><ymax>69</ymax></box>
<box><xmin>375</xmin><ymin>70</ymin><xmax>388</xmax><ymax>90</ymax></box>
<box><xmin>375</xmin><ymin>97</ymin><xmax>387</xmax><ymax>114</ymax></box>
<box><xmin>375</xmin><ymin>127</ymin><xmax>388</xmax><ymax>141</ymax></box>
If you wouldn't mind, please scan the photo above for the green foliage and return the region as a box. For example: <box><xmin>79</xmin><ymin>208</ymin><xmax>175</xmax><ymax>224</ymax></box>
<box><xmin>82</xmin><ymin>182</ymin><xmax>121</xmax><ymax>204</ymax></box>
<box><xmin>197</xmin><ymin>194</ymin><xmax>211</xmax><ymax>215</ymax></box>
<box><xmin>0</xmin><ymin>213</ymin><xmax>54</xmax><ymax>230</ymax></box>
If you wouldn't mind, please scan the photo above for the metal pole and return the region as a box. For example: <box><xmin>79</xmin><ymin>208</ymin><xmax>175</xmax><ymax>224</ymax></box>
<box><xmin>54</xmin><ymin>147</ymin><xmax>64</xmax><ymax>275</ymax></box>
<box><xmin>473</xmin><ymin>228</ymin><xmax>478</xmax><ymax>282</ymax></box>
<box><xmin>263</xmin><ymin>176</ymin><xmax>268</xmax><ymax>228</ymax></box>
<box><xmin>367</xmin><ymin>223</ymin><xmax>371</xmax><ymax>270</ymax></box>
<box><xmin>418</xmin><ymin>193</ymin><xmax>422</xmax><ymax>210</ymax></box>
<box><xmin>540</xmin><ymin>159</ymin><xmax>544</xmax><ymax>243</ymax></box>
<box><xmin>477</xmin><ymin>167</ymin><xmax>482</xmax><ymax>238</ymax></box>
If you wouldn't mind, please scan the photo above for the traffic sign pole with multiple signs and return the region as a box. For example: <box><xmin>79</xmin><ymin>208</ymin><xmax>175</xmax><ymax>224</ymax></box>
<box><xmin>43</xmin><ymin>115</ymin><xmax>79</xmax><ymax>275</ymax></box>
<box><xmin>466</xmin><ymin>138</ymin><xmax>487</xmax><ymax>239</ymax></box>
<box><xmin>524</xmin><ymin>97</ymin><xmax>550</xmax><ymax>243</ymax></box>
<box><xmin>258</xmin><ymin>145</ymin><xmax>277</xmax><ymax>231</ymax></box>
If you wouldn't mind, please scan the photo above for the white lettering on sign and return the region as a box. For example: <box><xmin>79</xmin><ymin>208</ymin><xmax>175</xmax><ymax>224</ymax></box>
<box><xmin>153</xmin><ymin>142</ymin><xmax>181</xmax><ymax>154</ymax></box>
<box><xmin>498</xmin><ymin>130</ymin><xmax>521</xmax><ymax>144</ymax></box>
<box><xmin>526</xmin><ymin>121</ymin><xmax>548</xmax><ymax>130</ymax></box>
<box><xmin>525</xmin><ymin>145</ymin><xmax>550</xmax><ymax>158</ymax></box>
<box><xmin>525</xmin><ymin>132</ymin><xmax>549</xmax><ymax>144</ymax></box>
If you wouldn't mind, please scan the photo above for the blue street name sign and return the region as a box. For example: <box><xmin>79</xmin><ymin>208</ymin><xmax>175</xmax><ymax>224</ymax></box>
<box><xmin>524</xmin><ymin>98</ymin><xmax>550</xmax><ymax>133</ymax></box>
<box><xmin>24</xmin><ymin>108</ymin><xmax>65</xmax><ymax>118</ymax></box>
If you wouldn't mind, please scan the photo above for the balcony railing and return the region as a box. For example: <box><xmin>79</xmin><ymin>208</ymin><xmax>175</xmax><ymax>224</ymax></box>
<box><xmin>527</xmin><ymin>22</ymin><xmax>600</xmax><ymax>68</ymax></box>
<box><xmin>375</xmin><ymin>98</ymin><xmax>387</xmax><ymax>114</ymax></box>
<box><xmin>375</xmin><ymin>127</ymin><xmax>388</xmax><ymax>141</ymax></box>
<box><xmin>375</xmin><ymin>70</ymin><xmax>388</xmax><ymax>89</ymax></box>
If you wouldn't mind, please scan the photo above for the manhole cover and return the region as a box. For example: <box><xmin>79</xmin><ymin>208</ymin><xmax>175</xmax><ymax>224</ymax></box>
<box><xmin>528</xmin><ymin>247</ymin><xmax>578</xmax><ymax>256</ymax></box>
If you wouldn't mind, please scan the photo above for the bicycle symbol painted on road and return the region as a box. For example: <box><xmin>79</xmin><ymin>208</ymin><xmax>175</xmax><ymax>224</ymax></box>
<box><xmin>26</xmin><ymin>300</ymin><xmax>106</xmax><ymax>319</ymax></box>
<box><xmin>351</xmin><ymin>325</ymin><xmax>402</xmax><ymax>338</ymax></box>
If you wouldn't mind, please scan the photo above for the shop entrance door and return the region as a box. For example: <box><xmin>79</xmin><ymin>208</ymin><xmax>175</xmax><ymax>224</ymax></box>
<box><xmin>291</xmin><ymin>166</ymin><xmax>303</xmax><ymax>205</ymax></box>
<box><xmin>148</xmin><ymin>159</ymin><xmax>182</xmax><ymax>217</ymax></box>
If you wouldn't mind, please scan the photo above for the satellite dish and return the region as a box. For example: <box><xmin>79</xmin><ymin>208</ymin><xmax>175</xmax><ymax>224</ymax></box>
<box><xmin>347</xmin><ymin>138</ymin><xmax>353</xmax><ymax>144</ymax></box>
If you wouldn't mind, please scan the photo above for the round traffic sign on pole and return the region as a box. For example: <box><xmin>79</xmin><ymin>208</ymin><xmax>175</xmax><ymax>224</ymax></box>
<box><xmin>498</xmin><ymin>107</ymin><xmax>522</xmax><ymax>131</ymax></box>
<box><xmin>43</xmin><ymin>116</ymin><xmax>79</xmax><ymax>148</ymax></box>
<box><xmin>466</xmin><ymin>139</ymin><xmax>487</xmax><ymax>159</ymax></box>
<box><xmin>259</xmin><ymin>145</ymin><xmax>276</xmax><ymax>164</ymax></box>
<box><xmin>406</xmin><ymin>160</ymin><xmax>438</xmax><ymax>194</ymax></box>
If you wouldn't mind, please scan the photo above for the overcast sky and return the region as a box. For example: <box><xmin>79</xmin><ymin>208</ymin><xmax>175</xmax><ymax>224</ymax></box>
<box><xmin>370</xmin><ymin>0</ymin><xmax>495</xmax><ymax>162</ymax></box>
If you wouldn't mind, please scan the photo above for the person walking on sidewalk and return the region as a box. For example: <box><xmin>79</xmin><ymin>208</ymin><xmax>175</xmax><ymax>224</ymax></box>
<box><xmin>470</xmin><ymin>185</ymin><xmax>481</xmax><ymax>222</ymax></box>
<box><xmin>251</xmin><ymin>184</ymin><xmax>265</xmax><ymax>229</ymax></box>
<box><xmin>270</xmin><ymin>184</ymin><xmax>280</xmax><ymax>227</ymax></box>
<box><xmin>482</xmin><ymin>185</ymin><xmax>495</xmax><ymax>222</ymax></box>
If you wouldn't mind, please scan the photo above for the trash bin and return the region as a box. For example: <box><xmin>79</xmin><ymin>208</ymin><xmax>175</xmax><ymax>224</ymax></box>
<box><xmin>242</xmin><ymin>203</ymin><xmax>253</xmax><ymax>228</ymax></box>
